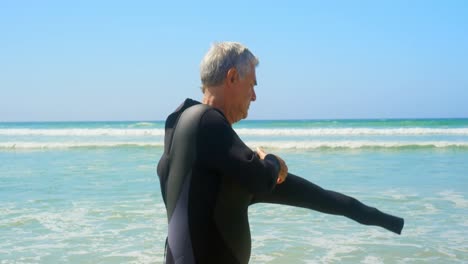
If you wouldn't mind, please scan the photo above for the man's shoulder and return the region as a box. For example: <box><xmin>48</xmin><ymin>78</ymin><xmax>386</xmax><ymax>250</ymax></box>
<box><xmin>164</xmin><ymin>99</ymin><xmax>201</xmax><ymax>128</ymax></box>
<box><xmin>198</xmin><ymin>106</ymin><xmax>230</xmax><ymax>128</ymax></box>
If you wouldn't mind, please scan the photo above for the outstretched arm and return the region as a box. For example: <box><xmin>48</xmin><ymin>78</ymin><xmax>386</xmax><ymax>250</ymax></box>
<box><xmin>250</xmin><ymin>173</ymin><xmax>404</xmax><ymax>234</ymax></box>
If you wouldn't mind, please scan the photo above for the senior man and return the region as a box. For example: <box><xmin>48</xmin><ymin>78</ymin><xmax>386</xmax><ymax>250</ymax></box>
<box><xmin>157</xmin><ymin>42</ymin><xmax>404</xmax><ymax>264</ymax></box>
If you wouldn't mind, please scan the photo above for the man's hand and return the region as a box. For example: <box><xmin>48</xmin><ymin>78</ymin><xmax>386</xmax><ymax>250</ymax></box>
<box><xmin>256</xmin><ymin>146</ymin><xmax>268</xmax><ymax>159</ymax></box>
<box><xmin>256</xmin><ymin>147</ymin><xmax>288</xmax><ymax>184</ymax></box>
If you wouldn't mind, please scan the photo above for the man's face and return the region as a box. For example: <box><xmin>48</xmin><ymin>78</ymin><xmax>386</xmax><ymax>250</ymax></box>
<box><xmin>231</xmin><ymin>67</ymin><xmax>257</xmax><ymax>123</ymax></box>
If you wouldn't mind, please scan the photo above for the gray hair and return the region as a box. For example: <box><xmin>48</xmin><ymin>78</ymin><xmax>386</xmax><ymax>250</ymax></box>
<box><xmin>200</xmin><ymin>42</ymin><xmax>259</xmax><ymax>90</ymax></box>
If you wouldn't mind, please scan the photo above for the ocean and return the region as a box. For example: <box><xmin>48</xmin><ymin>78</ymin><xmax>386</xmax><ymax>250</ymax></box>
<box><xmin>1</xmin><ymin>119</ymin><xmax>467</xmax><ymax>263</ymax></box>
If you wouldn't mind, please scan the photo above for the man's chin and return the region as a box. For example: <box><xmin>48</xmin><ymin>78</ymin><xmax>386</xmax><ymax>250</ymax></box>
<box><xmin>235</xmin><ymin>113</ymin><xmax>248</xmax><ymax>123</ymax></box>
<box><xmin>244</xmin><ymin>106</ymin><xmax>250</xmax><ymax>118</ymax></box>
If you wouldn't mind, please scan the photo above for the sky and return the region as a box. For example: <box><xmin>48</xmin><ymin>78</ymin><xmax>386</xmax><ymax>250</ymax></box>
<box><xmin>1</xmin><ymin>0</ymin><xmax>467</xmax><ymax>121</ymax></box>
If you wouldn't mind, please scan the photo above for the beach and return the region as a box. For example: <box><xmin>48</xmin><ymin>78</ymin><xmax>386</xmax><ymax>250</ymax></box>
<box><xmin>1</xmin><ymin>119</ymin><xmax>467</xmax><ymax>263</ymax></box>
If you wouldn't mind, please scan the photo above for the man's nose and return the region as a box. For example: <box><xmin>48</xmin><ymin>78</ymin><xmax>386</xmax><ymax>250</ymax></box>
<box><xmin>251</xmin><ymin>88</ymin><xmax>256</xmax><ymax>102</ymax></box>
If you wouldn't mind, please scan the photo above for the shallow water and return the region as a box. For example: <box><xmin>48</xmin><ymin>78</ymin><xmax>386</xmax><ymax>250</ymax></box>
<box><xmin>1</xmin><ymin>119</ymin><xmax>467</xmax><ymax>263</ymax></box>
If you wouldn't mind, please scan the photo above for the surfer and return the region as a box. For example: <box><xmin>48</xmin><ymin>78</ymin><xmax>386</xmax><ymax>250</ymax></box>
<box><xmin>157</xmin><ymin>42</ymin><xmax>404</xmax><ymax>264</ymax></box>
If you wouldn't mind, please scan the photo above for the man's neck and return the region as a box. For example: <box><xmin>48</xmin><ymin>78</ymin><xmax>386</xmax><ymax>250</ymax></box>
<box><xmin>202</xmin><ymin>86</ymin><xmax>233</xmax><ymax>125</ymax></box>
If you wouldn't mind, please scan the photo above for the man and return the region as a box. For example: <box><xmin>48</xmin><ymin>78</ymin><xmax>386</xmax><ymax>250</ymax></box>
<box><xmin>157</xmin><ymin>42</ymin><xmax>404</xmax><ymax>264</ymax></box>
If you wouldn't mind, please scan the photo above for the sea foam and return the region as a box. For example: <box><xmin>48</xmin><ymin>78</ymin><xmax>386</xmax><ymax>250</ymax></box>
<box><xmin>1</xmin><ymin>127</ymin><xmax>468</xmax><ymax>136</ymax></box>
<box><xmin>1</xmin><ymin>141</ymin><xmax>468</xmax><ymax>149</ymax></box>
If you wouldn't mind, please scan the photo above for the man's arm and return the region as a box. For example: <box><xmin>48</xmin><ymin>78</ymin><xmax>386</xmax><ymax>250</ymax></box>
<box><xmin>250</xmin><ymin>172</ymin><xmax>404</xmax><ymax>235</ymax></box>
<box><xmin>197</xmin><ymin>109</ymin><xmax>280</xmax><ymax>194</ymax></box>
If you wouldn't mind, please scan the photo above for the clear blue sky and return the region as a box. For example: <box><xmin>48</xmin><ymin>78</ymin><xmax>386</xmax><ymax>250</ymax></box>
<box><xmin>1</xmin><ymin>0</ymin><xmax>467</xmax><ymax>121</ymax></box>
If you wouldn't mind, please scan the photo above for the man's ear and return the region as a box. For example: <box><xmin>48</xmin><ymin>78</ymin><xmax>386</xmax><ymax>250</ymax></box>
<box><xmin>226</xmin><ymin>68</ymin><xmax>238</xmax><ymax>85</ymax></box>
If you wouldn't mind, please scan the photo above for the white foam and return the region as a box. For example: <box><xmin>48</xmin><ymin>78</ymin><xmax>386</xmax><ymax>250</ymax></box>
<box><xmin>0</xmin><ymin>142</ymin><xmax>164</xmax><ymax>149</ymax></box>
<box><xmin>1</xmin><ymin>140</ymin><xmax>468</xmax><ymax>149</ymax></box>
<box><xmin>438</xmin><ymin>191</ymin><xmax>468</xmax><ymax>208</ymax></box>
<box><xmin>362</xmin><ymin>255</ymin><xmax>384</xmax><ymax>264</ymax></box>
<box><xmin>247</xmin><ymin>140</ymin><xmax>468</xmax><ymax>149</ymax></box>
<box><xmin>235</xmin><ymin>127</ymin><xmax>468</xmax><ymax>136</ymax></box>
<box><xmin>380</xmin><ymin>189</ymin><xmax>419</xmax><ymax>201</ymax></box>
<box><xmin>35</xmin><ymin>208</ymin><xmax>91</xmax><ymax>233</ymax></box>
<box><xmin>2</xmin><ymin>127</ymin><xmax>468</xmax><ymax>136</ymax></box>
<box><xmin>422</xmin><ymin>203</ymin><xmax>439</xmax><ymax>215</ymax></box>
<box><xmin>249</xmin><ymin>254</ymin><xmax>275</xmax><ymax>263</ymax></box>
<box><xmin>462</xmin><ymin>219</ymin><xmax>468</xmax><ymax>227</ymax></box>
<box><xmin>131</xmin><ymin>122</ymin><xmax>156</xmax><ymax>127</ymax></box>
<box><xmin>0</xmin><ymin>128</ymin><xmax>165</xmax><ymax>136</ymax></box>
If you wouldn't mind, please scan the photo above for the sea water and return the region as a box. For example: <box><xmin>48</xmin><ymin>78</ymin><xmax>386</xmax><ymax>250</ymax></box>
<box><xmin>0</xmin><ymin>119</ymin><xmax>467</xmax><ymax>263</ymax></box>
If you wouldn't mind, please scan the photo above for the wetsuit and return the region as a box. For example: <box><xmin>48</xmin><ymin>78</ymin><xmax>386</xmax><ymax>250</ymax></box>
<box><xmin>157</xmin><ymin>99</ymin><xmax>404</xmax><ymax>264</ymax></box>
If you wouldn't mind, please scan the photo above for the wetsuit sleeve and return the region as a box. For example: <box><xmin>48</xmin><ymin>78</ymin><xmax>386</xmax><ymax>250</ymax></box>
<box><xmin>251</xmin><ymin>173</ymin><xmax>404</xmax><ymax>234</ymax></box>
<box><xmin>198</xmin><ymin>109</ymin><xmax>280</xmax><ymax>194</ymax></box>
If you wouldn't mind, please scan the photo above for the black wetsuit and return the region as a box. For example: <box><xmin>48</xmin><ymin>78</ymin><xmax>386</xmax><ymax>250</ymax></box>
<box><xmin>157</xmin><ymin>99</ymin><xmax>404</xmax><ymax>264</ymax></box>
